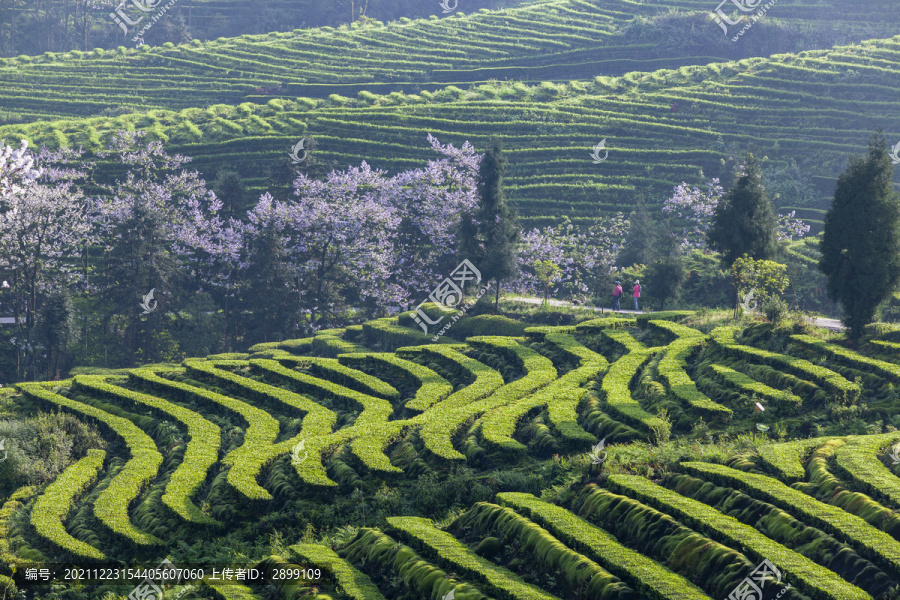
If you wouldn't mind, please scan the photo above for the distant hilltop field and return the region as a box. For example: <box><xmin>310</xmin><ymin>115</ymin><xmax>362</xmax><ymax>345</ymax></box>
<box><xmin>1</xmin><ymin>0</ymin><xmax>899</xmax><ymax>225</ymax></box>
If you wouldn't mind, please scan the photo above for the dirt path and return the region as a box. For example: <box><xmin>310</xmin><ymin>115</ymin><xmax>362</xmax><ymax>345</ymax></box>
<box><xmin>506</xmin><ymin>296</ymin><xmax>846</xmax><ymax>330</ymax></box>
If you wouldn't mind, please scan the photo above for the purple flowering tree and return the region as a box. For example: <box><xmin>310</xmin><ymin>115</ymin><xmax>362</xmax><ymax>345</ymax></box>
<box><xmin>777</xmin><ymin>211</ymin><xmax>811</xmax><ymax>241</ymax></box>
<box><xmin>0</xmin><ymin>141</ymin><xmax>42</xmax><ymax>199</ymax></box>
<box><xmin>241</xmin><ymin>136</ymin><xmax>481</xmax><ymax>333</ymax></box>
<box><xmin>0</xmin><ymin>139</ymin><xmax>91</xmax><ymax>379</ymax></box>
<box><xmin>91</xmin><ymin>131</ymin><xmax>238</xmax><ymax>364</ymax></box>
<box><xmin>661</xmin><ymin>179</ymin><xmax>724</xmax><ymax>250</ymax></box>
<box><xmin>514</xmin><ymin>216</ymin><xmax>628</xmax><ymax>301</ymax></box>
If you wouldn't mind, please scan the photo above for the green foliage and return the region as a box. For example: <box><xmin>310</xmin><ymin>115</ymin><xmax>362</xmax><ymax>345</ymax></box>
<box><xmin>599</xmin><ymin>347</ymin><xmax>668</xmax><ymax>442</ymax></box>
<box><xmin>707</xmin><ymin>153</ymin><xmax>779</xmax><ymax>267</ymax></box>
<box><xmin>30</xmin><ymin>449</ymin><xmax>106</xmax><ymax>560</ymax></box>
<box><xmin>608</xmin><ymin>473</ymin><xmax>871</xmax><ymax>600</ymax></box>
<box><xmin>709</xmin><ymin>327</ymin><xmax>860</xmax><ymax>403</ymax></box>
<box><xmin>291</xmin><ymin>542</ymin><xmax>387</xmax><ymax>600</ymax></box>
<box><xmin>338</xmin><ymin>352</ymin><xmax>453</xmax><ymax>412</ymax></box>
<box><xmin>832</xmin><ymin>434</ymin><xmax>900</xmax><ymax>511</ymax></box>
<box><xmin>644</xmin><ymin>254</ymin><xmax>687</xmax><ymax>311</ymax></box>
<box><xmin>458</xmin><ymin>139</ymin><xmax>520</xmax><ymax>307</ymax></box>
<box><xmin>634</xmin><ymin>312</ymin><xmax>695</xmax><ymax>326</ymax></box>
<box><xmin>18</xmin><ymin>383</ymin><xmax>165</xmax><ymax>547</ymax></box>
<box><xmin>790</xmin><ymin>334</ymin><xmax>900</xmax><ymax>385</ymax></box>
<box><xmin>731</xmin><ymin>255</ymin><xmax>789</xmax><ymax>313</ymax></box>
<box><xmin>704</xmin><ymin>364</ymin><xmax>802</xmax><ymax>415</ymax></box>
<box><xmin>657</xmin><ymin>337</ymin><xmax>733</xmax><ymax>421</ymax></box>
<box><xmin>452</xmin><ymin>315</ymin><xmax>530</xmax><ymax>339</ymax></box>
<box><xmin>533</xmin><ymin>260</ymin><xmax>562</xmax><ymax>305</ymax></box>
<box><xmin>820</xmin><ymin>131</ymin><xmax>900</xmax><ymax>338</ymax></box>
<box><xmin>133</xmin><ymin>365</ymin><xmax>285</xmax><ymax>500</ymax></box>
<box><xmin>387</xmin><ymin>516</ymin><xmax>559</xmax><ymax>600</ymax></box>
<box><xmin>680</xmin><ymin>461</ymin><xmax>900</xmax><ymax>582</ymax></box>
<box><xmin>74</xmin><ymin>374</ymin><xmax>221</xmax><ymax>525</ymax></box>
<box><xmin>450</xmin><ymin>502</ymin><xmax>633</xmax><ymax>598</ymax></box>
<box><xmin>0</xmin><ymin>409</ymin><xmax>105</xmax><ymax>493</ymax></box>
<box><xmin>363</xmin><ymin>317</ymin><xmax>455</xmax><ymax>350</ymax></box>
<box><xmin>499</xmin><ymin>492</ymin><xmax>710</xmax><ymax>600</ymax></box>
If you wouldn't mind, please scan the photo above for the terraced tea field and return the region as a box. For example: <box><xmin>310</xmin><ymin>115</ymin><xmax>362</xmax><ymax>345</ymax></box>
<box><xmin>6</xmin><ymin>311</ymin><xmax>900</xmax><ymax>599</ymax></box>
<box><xmin>4</xmin><ymin>33</ymin><xmax>900</xmax><ymax>227</ymax></box>
<box><xmin>3</xmin><ymin>0</ymin><xmax>897</xmax><ymax>122</ymax></box>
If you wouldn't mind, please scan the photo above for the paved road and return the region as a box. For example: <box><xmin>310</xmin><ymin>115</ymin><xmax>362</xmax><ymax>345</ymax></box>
<box><xmin>507</xmin><ymin>296</ymin><xmax>846</xmax><ymax>330</ymax></box>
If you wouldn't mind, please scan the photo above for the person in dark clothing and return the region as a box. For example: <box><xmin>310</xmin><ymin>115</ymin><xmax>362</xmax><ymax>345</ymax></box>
<box><xmin>612</xmin><ymin>280</ymin><xmax>623</xmax><ymax>310</ymax></box>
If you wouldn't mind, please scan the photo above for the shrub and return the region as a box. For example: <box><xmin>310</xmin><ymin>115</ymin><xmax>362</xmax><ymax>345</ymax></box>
<box><xmin>388</xmin><ymin>516</ymin><xmax>558</xmax><ymax>600</ymax></box>
<box><xmin>608</xmin><ymin>474</ymin><xmax>870</xmax><ymax>600</ymax></box>
<box><xmin>291</xmin><ymin>542</ymin><xmax>387</xmax><ymax>600</ymax></box>
<box><xmin>18</xmin><ymin>383</ymin><xmax>164</xmax><ymax>548</ymax></box>
<box><xmin>30</xmin><ymin>449</ymin><xmax>106</xmax><ymax>560</ymax></box>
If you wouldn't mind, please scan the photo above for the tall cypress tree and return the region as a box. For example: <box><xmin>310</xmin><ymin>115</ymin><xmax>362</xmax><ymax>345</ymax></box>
<box><xmin>707</xmin><ymin>153</ymin><xmax>779</xmax><ymax>267</ymax></box>
<box><xmin>618</xmin><ymin>197</ymin><xmax>655</xmax><ymax>268</ymax></box>
<box><xmin>458</xmin><ymin>139</ymin><xmax>520</xmax><ymax>310</ymax></box>
<box><xmin>820</xmin><ymin>131</ymin><xmax>900</xmax><ymax>339</ymax></box>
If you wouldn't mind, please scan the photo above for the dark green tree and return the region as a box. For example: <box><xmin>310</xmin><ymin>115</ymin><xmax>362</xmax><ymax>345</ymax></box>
<box><xmin>212</xmin><ymin>168</ymin><xmax>248</xmax><ymax>222</ymax></box>
<box><xmin>819</xmin><ymin>131</ymin><xmax>900</xmax><ymax>339</ymax></box>
<box><xmin>645</xmin><ymin>234</ymin><xmax>687</xmax><ymax>310</ymax></box>
<box><xmin>707</xmin><ymin>153</ymin><xmax>779</xmax><ymax>268</ymax></box>
<box><xmin>618</xmin><ymin>198</ymin><xmax>655</xmax><ymax>267</ymax></box>
<box><xmin>37</xmin><ymin>288</ymin><xmax>79</xmax><ymax>380</ymax></box>
<box><xmin>458</xmin><ymin>139</ymin><xmax>520</xmax><ymax>310</ymax></box>
<box><xmin>98</xmin><ymin>200</ymin><xmax>181</xmax><ymax>367</ymax></box>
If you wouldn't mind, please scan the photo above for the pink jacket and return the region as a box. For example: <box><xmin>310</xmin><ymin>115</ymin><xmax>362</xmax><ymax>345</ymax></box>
<box><xmin>633</xmin><ymin>284</ymin><xmax>641</xmax><ymax>298</ymax></box>
<box><xmin>613</xmin><ymin>285</ymin><xmax>623</xmax><ymax>297</ymax></box>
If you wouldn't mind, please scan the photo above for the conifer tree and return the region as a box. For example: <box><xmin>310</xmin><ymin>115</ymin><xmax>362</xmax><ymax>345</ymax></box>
<box><xmin>618</xmin><ymin>198</ymin><xmax>655</xmax><ymax>267</ymax></box>
<box><xmin>458</xmin><ymin>139</ymin><xmax>520</xmax><ymax>310</ymax></box>
<box><xmin>707</xmin><ymin>153</ymin><xmax>779</xmax><ymax>268</ymax></box>
<box><xmin>820</xmin><ymin>131</ymin><xmax>900</xmax><ymax>338</ymax></box>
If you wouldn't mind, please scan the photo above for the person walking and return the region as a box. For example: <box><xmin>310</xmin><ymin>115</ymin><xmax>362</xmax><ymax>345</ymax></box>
<box><xmin>632</xmin><ymin>280</ymin><xmax>641</xmax><ymax>311</ymax></box>
<box><xmin>612</xmin><ymin>280</ymin><xmax>623</xmax><ymax>310</ymax></box>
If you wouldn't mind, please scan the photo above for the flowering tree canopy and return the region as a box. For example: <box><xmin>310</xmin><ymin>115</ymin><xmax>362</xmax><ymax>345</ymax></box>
<box><xmin>663</xmin><ymin>178</ymin><xmax>809</xmax><ymax>250</ymax></box>
<box><xmin>515</xmin><ymin>216</ymin><xmax>628</xmax><ymax>299</ymax></box>
<box><xmin>0</xmin><ymin>141</ymin><xmax>42</xmax><ymax>199</ymax></box>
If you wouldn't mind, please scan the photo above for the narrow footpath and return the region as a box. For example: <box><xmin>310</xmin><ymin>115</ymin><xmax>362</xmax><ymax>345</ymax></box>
<box><xmin>506</xmin><ymin>296</ymin><xmax>846</xmax><ymax>331</ymax></box>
